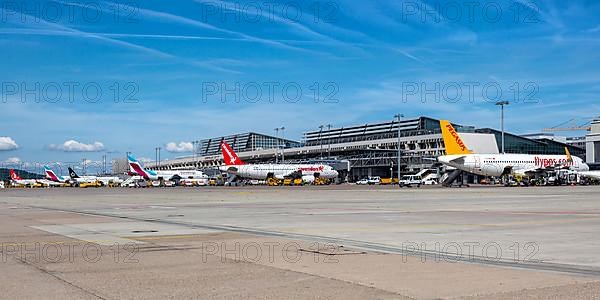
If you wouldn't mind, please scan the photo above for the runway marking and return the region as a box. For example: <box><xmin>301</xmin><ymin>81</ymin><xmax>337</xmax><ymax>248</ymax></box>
<box><xmin>23</xmin><ymin>204</ymin><xmax>600</xmax><ymax>277</ymax></box>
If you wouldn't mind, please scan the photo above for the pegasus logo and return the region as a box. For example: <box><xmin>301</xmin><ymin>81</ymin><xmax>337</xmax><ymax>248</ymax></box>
<box><xmin>446</xmin><ymin>124</ymin><xmax>467</xmax><ymax>151</ymax></box>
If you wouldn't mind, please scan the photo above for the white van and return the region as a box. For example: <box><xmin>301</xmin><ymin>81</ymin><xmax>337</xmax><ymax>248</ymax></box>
<box><xmin>399</xmin><ymin>175</ymin><xmax>422</xmax><ymax>187</ymax></box>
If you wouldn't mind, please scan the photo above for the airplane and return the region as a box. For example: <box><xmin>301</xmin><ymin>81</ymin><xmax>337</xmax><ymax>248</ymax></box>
<box><xmin>218</xmin><ymin>141</ymin><xmax>338</xmax><ymax>182</ymax></box>
<box><xmin>9</xmin><ymin>169</ymin><xmax>39</xmax><ymax>187</ymax></box>
<box><xmin>67</xmin><ymin>167</ymin><xmax>123</xmax><ymax>186</ymax></box>
<box><xmin>437</xmin><ymin>120</ymin><xmax>589</xmax><ymax>178</ymax></box>
<box><xmin>127</xmin><ymin>154</ymin><xmax>208</xmax><ymax>182</ymax></box>
<box><xmin>44</xmin><ymin>165</ymin><xmax>71</xmax><ymax>183</ymax></box>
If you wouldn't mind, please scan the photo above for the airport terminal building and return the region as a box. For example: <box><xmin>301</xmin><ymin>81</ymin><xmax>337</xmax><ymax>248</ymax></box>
<box><xmin>144</xmin><ymin>116</ymin><xmax>585</xmax><ymax>182</ymax></box>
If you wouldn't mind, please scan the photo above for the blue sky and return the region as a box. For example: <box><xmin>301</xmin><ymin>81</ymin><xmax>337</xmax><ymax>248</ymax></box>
<box><xmin>1</xmin><ymin>0</ymin><xmax>600</xmax><ymax>174</ymax></box>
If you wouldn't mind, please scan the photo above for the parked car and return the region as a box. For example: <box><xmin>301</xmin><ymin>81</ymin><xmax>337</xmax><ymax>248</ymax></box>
<box><xmin>356</xmin><ymin>176</ymin><xmax>381</xmax><ymax>185</ymax></box>
<box><xmin>151</xmin><ymin>181</ymin><xmax>162</xmax><ymax>187</ymax></box>
<box><xmin>136</xmin><ymin>180</ymin><xmax>148</xmax><ymax>188</ymax></box>
<box><xmin>399</xmin><ymin>175</ymin><xmax>422</xmax><ymax>187</ymax></box>
<box><xmin>422</xmin><ymin>178</ymin><xmax>438</xmax><ymax>185</ymax></box>
<box><xmin>164</xmin><ymin>181</ymin><xmax>176</xmax><ymax>187</ymax></box>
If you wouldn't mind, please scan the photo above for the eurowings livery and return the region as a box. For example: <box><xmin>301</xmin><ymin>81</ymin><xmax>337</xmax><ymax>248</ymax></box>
<box><xmin>127</xmin><ymin>154</ymin><xmax>208</xmax><ymax>181</ymax></box>
<box><xmin>437</xmin><ymin>120</ymin><xmax>589</xmax><ymax>177</ymax></box>
<box><xmin>68</xmin><ymin>167</ymin><xmax>123</xmax><ymax>185</ymax></box>
<box><xmin>9</xmin><ymin>169</ymin><xmax>39</xmax><ymax>186</ymax></box>
<box><xmin>219</xmin><ymin>141</ymin><xmax>338</xmax><ymax>181</ymax></box>
<box><xmin>44</xmin><ymin>165</ymin><xmax>71</xmax><ymax>183</ymax></box>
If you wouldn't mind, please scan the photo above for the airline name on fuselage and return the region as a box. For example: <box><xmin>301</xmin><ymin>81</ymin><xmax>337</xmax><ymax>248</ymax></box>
<box><xmin>298</xmin><ymin>166</ymin><xmax>325</xmax><ymax>172</ymax></box>
<box><xmin>534</xmin><ymin>156</ymin><xmax>573</xmax><ymax>168</ymax></box>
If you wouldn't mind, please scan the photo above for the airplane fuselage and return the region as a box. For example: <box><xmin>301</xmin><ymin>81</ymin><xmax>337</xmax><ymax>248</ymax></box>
<box><xmin>220</xmin><ymin>164</ymin><xmax>338</xmax><ymax>180</ymax></box>
<box><xmin>72</xmin><ymin>176</ymin><xmax>123</xmax><ymax>185</ymax></box>
<box><xmin>143</xmin><ymin>170</ymin><xmax>208</xmax><ymax>181</ymax></box>
<box><xmin>438</xmin><ymin>154</ymin><xmax>588</xmax><ymax>177</ymax></box>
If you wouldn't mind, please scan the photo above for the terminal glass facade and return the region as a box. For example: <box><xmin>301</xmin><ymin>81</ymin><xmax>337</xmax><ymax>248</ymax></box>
<box><xmin>475</xmin><ymin>128</ymin><xmax>585</xmax><ymax>157</ymax></box>
<box><xmin>197</xmin><ymin>132</ymin><xmax>301</xmax><ymax>156</ymax></box>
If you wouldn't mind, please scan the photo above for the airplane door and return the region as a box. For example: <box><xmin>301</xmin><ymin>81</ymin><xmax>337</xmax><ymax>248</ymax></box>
<box><xmin>474</xmin><ymin>157</ymin><xmax>481</xmax><ymax>168</ymax></box>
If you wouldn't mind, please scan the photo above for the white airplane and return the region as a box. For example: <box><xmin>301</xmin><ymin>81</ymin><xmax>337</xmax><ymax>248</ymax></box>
<box><xmin>67</xmin><ymin>167</ymin><xmax>123</xmax><ymax>186</ymax></box>
<box><xmin>9</xmin><ymin>169</ymin><xmax>39</xmax><ymax>187</ymax></box>
<box><xmin>128</xmin><ymin>154</ymin><xmax>208</xmax><ymax>182</ymax></box>
<box><xmin>218</xmin><ymin>141</ymin><xmax>338</xmax><ymax>181</ymax></box>
<box><xmin>437</xmin><ymin>120</ymin><xmax>589</xmax><ymax>177</ymax></box>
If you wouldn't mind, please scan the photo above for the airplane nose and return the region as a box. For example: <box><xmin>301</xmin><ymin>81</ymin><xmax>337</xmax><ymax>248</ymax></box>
<box><xmin>582</xmin><ymin>163</ymin><xmax>590</xmax><ymax>171</ymax></box>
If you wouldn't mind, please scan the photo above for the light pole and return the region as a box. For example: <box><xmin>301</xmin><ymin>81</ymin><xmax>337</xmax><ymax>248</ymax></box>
<box><xmin>154</xmin><ymin>147</ymin><xmax>158</xmax><ymax>166</ymax></box>
<box><xmin>495</xmin><ymin>101</ymin><xmax>509</xmax><ymax>154</ymax></box>
<box><xmin>318</xmin><ymin>125</ymin><xmax>324</xmax><ymax>159</ymax></box>
<box><xmin>192</xmin><ymin>141</ymin><xmax>199</xmax><ymax>168</ymax></box>
<box><xmin>158</xmin><ymin>147</ymin><xmax>161</xmax><ymax>168</ymax></box>
<box><xmin>280</xmin><ymin>126</ymin><xmax>286</xmax><ymax>163</ymax></box>
<box><xmin>274</xmin><ymin>127</ymin><xmax>280</xmax><ymax>163</ymax></box>
<box><xmin>155</xmin><ymin>147</ymin><xmax>162</xmax><ymax>169</ymax></box>
<box><xmin>326</xmin><ymin>124</ymin><xmax>332</xmax><ymax>159</ymax></box>
<box><xmin>394</xmin><ymin>114</ymin><xmax>404</xmax><ymax>185</ymax></box>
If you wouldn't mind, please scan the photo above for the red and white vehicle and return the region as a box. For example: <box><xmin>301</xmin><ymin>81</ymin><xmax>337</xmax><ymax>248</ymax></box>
<box><xmin>218</xmin><ymin>142</ymin><xmax>338</xmax><ymax>182</ymax></box>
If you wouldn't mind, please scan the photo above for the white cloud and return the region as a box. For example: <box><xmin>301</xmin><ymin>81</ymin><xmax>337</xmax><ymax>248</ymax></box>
<box><xmin>0</xmin><ymin>137</ymin><xmax>19</xmax><ymax>151</ymax></box>
<box><xmin>165</xmin><ymin>141</ymin><xmax>194</xmax><ymax>153</ymax></box>
<box><xmin>4</xmin><ymin>157</ymin><xmax>21</xmax><ymax>164</ymax></box>
<box><xmin>48</xmin><ymin>140</ymin><xmax>105</xmax><ymax>152</ymax></box>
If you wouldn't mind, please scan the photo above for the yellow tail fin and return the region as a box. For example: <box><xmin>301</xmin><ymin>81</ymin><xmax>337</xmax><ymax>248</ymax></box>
<box><xmin>440</xmin><ymin>120</ymin><xmax>473</xmax><ymax>155</ymax></box>
<box><xmin>565</xmin><ymin>147</ymin><xmax>573</xmax><ymax>163</ymax></box>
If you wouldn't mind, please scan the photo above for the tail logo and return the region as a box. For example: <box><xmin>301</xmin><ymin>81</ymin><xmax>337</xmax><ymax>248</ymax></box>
<box><xmin>446</xmin><ymin>124</ymin><xmax>467</xmax><ymax>152</ymax></box>
<box><xmin>440</xmin><ymin>120</ymin><xmax>473</xmax><ymax>155</ymax></box>
<box><xmin>221</xmin><ymin>142</ymin><xmax>244</xmax><ymax>165</ymax></box>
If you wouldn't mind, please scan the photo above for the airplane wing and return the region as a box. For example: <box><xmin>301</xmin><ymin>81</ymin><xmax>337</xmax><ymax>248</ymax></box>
<box><xmin>514</xmin><ymin>167</ymin><xmax>556</xmax><ymax>177</ymax></box>
<box><xmin>448</xmin><ymin>156</ymin><xmax>466</xmax><ymax>164</ymax></box>
<box><xmin>38</xmin><ymin>179</ymin><xmax>66</xmax><ymax>186</ymax></box>
<box><xmin>579</xmin><ymin>171</ymin><xmax>600</xmax><ymax>180</ymax></box>
<box><xmin>281</xmin><ymin>170</ymin><xmax>303</xmax><ymax>178</ymax></box>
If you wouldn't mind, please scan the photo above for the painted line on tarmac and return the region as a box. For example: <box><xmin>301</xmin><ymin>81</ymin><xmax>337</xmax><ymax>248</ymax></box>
<box><xmin>27</xmin><ymin>204</ymin><xmax>600</xmax><ymax>277</ymax></box>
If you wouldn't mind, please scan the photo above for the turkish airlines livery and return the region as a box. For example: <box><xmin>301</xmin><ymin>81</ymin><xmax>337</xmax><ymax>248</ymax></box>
<box><xmin>219</xmin><ymin>141</ymin><xmax>338</xmax><ymax>181</ymax></box>
<box><xmin>437</xmin><ymin>120</ymin><xmax>589</xmax><ymax>177</ymax></box>
<box><xmin>9</xmin><ymin>169</ymin><xmax>39</xmax><ymax>186</ymax></box>
<box><xmin>128</xmin><ymin>154</ymin><xmax>208</xmax><ymax>182</ymax></box>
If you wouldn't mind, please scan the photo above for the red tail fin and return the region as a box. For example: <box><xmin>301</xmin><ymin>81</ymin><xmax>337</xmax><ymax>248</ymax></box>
<box><xmin>9</xmin><ymin>169</ymin><xmax>22</xmax><ymax>180</ymax></box>
<box><xmin>221</xmin><ymin>142</ymin><xmax>244</xmax><ymax>165</ymax></box>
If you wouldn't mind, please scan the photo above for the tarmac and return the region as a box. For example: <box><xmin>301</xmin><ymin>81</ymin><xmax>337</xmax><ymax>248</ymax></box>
<box><xmin>1</xmin><ymin>185</ymin><xmax>600</xmax><ymax>299</ymax></box>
